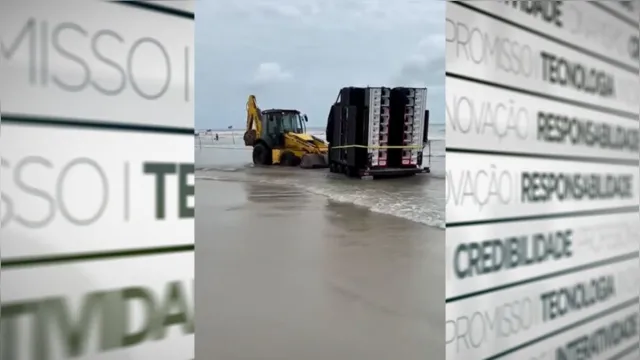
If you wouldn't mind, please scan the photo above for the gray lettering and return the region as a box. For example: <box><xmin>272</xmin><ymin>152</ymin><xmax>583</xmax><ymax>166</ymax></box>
<box><xmin>0</xmin><ymin>18</ymin><xmax>37</xmax><ymax>83</ymax></box>
<box><xmin>14</xmin><ymin>156</ymin><xmax>56</xmax><ymax>228</ymax></box>
<box><xmin>52</xmin><ymin>22</ymin><xmax>91</xmax><ymax>92</ymax></box>
<box><xmin>127</xmin><ymin>37</ymin><xmax>171</xmax><ymax>100</ymax></box>
<box><xmin>57</xmin><ymin>158</ymin><xmax>109</xmax><ymax>226</ymax></box>
<box><xmin>446</xmin><ymin>297</ymin><xmax>537</xmax><ymax>353</ymax></box>
<box><xmin>184</xmin><ymin>46</ymin><xmax>190</xmax><ymax>102</ymax></box>
<box><xmin>91</xmin><ymin>29</ymin><xmax>126</xmax><ymax>95</ymax></box>
<box><xmin>1</xmin><ymin>158</ymin><xmax>14</xmax><ymax>226</ymax></box>
<box><xmin>446</xmin><ymin>18</ymin><xmax>535</xmax><ymax>78</ymax></box>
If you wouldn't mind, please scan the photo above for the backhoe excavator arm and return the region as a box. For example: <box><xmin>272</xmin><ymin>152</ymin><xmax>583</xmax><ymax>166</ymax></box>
<box><xmin>246</xmin><ymin>95</ymin><xmax>262</xmax><ymax>137</ymax></box>
<box><xmin>243</xmin><ymin>95</ymin><xmax>263</xmax><ymax>147</ymax></box>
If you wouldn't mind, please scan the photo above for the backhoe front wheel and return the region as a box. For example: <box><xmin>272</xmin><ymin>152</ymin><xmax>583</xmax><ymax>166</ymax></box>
<box><xmin>280</xmin><ymin>151</ymin><xmax>300</xmax><ymax>166</ymax></box>
<box><xmin>252</xmin><ymin>143</ymin><xmax>272</xmax><ymax>165</ymax></box>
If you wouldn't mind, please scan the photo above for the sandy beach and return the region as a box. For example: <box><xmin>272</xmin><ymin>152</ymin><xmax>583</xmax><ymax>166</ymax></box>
<box><xmin>196</xmin><ymin>179</ymin><xmax>444</xmax><ymax>360</ymax></box>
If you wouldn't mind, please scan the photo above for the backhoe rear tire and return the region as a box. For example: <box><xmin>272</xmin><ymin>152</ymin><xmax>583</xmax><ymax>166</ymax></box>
<box><xmin>252</xmin><ymin>143</ymin><xmax>272</xmax><ymax>165</ymax></box>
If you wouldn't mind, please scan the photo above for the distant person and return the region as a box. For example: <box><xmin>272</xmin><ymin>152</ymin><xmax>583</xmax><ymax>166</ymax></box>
<box><xmin>215</xmin><ymin>133</ymin><xmax>219</xmax><ymax>141</ymax></box>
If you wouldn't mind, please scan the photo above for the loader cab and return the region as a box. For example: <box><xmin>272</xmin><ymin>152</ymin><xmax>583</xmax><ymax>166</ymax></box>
<box><xmin>261</xmin><ymin>109</ymin><xmax>307</xmax><ymax>147</ymax></box>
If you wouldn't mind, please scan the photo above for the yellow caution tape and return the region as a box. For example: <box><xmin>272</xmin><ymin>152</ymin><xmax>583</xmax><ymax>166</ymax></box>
<box><xmin>330</xmin><ymin>145</ymin><xmax>423</xmax><ymax>150</ymax></box>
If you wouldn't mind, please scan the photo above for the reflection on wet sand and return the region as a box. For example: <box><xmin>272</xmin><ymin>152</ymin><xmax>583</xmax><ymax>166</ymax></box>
<box><xmin>196</xmin><ymin>179</ymin><xmax>444</xmax><ymax>360</ymax></box>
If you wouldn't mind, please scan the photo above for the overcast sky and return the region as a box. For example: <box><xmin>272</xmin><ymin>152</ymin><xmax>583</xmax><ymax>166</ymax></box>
<box><xmin>195</xmin><ymin>0</ymin><xmax>445</xmax><ymax>129</ymax></box>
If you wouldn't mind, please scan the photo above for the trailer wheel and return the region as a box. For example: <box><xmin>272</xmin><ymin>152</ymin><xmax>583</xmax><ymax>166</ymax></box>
<box><xmin>252</xmin><ymin>143</ymin><xmax>272</xmax><ymax>165</ymax></box>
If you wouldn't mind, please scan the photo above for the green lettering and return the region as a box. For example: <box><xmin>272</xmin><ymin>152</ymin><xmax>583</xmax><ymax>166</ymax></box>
<box><xmin>120</xmin><ymin>286</ymin><xmax>156</xmax><ymax>347</ymax></box>
<box><xmin>1</xmin><ymin>301</ymin><xmax>38</xmax><ymax>360</ymax></box>
<box><xmin>100</xmin><ymin>290</ymin><xmax>126</xmax><ymax>350</ymax></box>
<box><xmin>152</xmin><ymin>280</ymin><xmax>194</xmax><ymax>340</ymax></box>
<box><xmin>143</xmin><ymin>162</ymin><xmax>176</xmax><ymax>219</ymax></box>
<box><xmin>46</xmin><ymin>291</ymin><xmax>106</xmax><ymax>357</ymax></box>
<box><xmin>178</xmin><ymin>163</ymin><xmax>194</xmax><ymax>219</ymax></box>
<box><xmin>0</xmin><ymin>279</ymin><xmax>195</xmax><ymax>358</ymax></box>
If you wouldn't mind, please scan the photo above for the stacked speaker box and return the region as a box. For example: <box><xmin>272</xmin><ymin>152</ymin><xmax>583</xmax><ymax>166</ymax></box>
<box><xmin>402</xmin><ymin>88</ymin><xmax>427</xmax><ymax>166</ymax></box>
<box><xmin>365</xmin><ymin>87</ymin><xmax>391</xmax><ymax>167</ymax></box>
<box><xmin>388</xmin><ymin>87</ymin><xmax>428</xmax><ymax>168</ymax></box>
<box><xmin>327</xmin><ymin>86</ymin><xmax>429</xmax><ymax>178</ymax></box>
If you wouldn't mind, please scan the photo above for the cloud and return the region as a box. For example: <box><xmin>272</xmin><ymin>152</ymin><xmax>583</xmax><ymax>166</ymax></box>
<box><xmin>258</xmin><ymin>3</ymin><xmax>305</xmax><ymax>17</ymax></box>
<box><xmin>215</xmin><ymin>0</ymin><xmax>436</xmax><ymax>31</ymax></box>
<box><xmin>195</xmin><ymin>0</ymin><xmax>446</xmax><ymax>128</ymax></box>
<box><xmin>392</xmin><ymin>35</ymin><xmax>445</xmax><ymax>88</ymax></box>
<box><xmin>251</xmin><ymin>62</ymin><xmax>293</xmax><ymax>85</ymax></box>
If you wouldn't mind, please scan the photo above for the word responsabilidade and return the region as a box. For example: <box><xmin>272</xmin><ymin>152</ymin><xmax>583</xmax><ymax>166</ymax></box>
<box><xmin>537</xmin><ymin>112</ymin><xmax>640</xmax><ymax>152</ymax></box>
<box><xmin>521</xmin><ymin>172</ymin><xmax>634</xmax><ymax>203</ymax></box>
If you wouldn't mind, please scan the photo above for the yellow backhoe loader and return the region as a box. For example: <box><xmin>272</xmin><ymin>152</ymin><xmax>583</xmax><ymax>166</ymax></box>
<box><xmin>243</xmin><ymin>95</ymin><xmax>329</xmax><ymax>168</ymax></box>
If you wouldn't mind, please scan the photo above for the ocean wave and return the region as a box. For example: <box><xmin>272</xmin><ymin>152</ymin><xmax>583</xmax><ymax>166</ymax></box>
<box><xmin>296</xmin><ymin>184</ymin><xmax>445</xmax><ymax>229</ymax></box>
<box><xmin>196</xmin><ymin>144</ymin><xmax>251</xmax><ymax>150</ymax></box>
<box><xmin>196</xmin><ymin>144</ymin><xmax>445</xmax><ymax>157</ymax></box>
<box><xmin>196</xmin><ymin>171</ymin><xmax>445</xmax><ymax>230</ymax></box>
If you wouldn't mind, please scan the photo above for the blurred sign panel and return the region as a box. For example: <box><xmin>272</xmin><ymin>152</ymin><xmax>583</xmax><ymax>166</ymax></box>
<box><xmin>1</xmin><ymin>1</ymin><xmax>194</xmax><ymax>359</ymax></box>
<box><xmin>445</xmin><ymin>1</ymin><xmax>640</xmax><ymax>359</ymax></box>
<box><xmin>1</xmin><ymin>0</ymin><xmax>193</xmax><ymax>127</ymax></box>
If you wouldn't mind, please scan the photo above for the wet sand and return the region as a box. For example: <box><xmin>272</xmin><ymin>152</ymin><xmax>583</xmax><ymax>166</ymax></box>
<box><xmin>195</xmin><ymin>179</ymin><xmax>444</xmax><ymax>360</ymax></box>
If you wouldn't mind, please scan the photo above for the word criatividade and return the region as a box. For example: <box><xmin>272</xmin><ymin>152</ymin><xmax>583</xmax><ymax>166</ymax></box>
<box><xmin>447</xmin><ymin>94</ymin><xmax>640</xmax><ymax>150</ymax></box>
<box><xmin>446</xmin><ymin>166</ymin><xmax>635</xmax><ymax>210</ymax></box>
<box><xmin>446</xmin><ymin>270</ymin><xmax>637</xmax><ymax>354</ymax></box>
<box><xmin>1</xmin><ymin>279</ymin><xmax>194</xmax><ymax>359</ymax></box>
<box><xmin>556</xmin><ymin>313</ymin><xmax>638</xmax><ymax>360</ymax></box>
<box><xmin>0</xmin><ymin>158</ymin><xmax>194</xmax><ymax>228</ymax></box>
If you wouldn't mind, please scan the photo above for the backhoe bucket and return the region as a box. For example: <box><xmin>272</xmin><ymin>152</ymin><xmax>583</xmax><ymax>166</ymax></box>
<box><xmin>243</xmin><ymin>130</ymin><xmax>257</xmax><ymax>146</ymax></box>
<box><xmin>300</xmin><ymin>153</ymin><xmax>329</xmax><ymax>169</ymax></box>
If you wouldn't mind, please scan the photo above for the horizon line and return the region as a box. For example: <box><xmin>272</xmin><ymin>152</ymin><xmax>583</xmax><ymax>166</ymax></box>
<box><xmin>195</xmin><ymin>122</ymin><xmax>445</xmax><ymax>130</ymax></box>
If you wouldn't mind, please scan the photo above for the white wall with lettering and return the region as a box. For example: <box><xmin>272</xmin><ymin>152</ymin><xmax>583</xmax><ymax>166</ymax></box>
<box><xmin>0</xmin><ymin>1</ymin><xmax>195</xmax><ymax>359</ymax></box>
<box><xmin>445</xmin><ymin>1</ymin><xmax>640</xmax><ymax>359</ymax></box>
